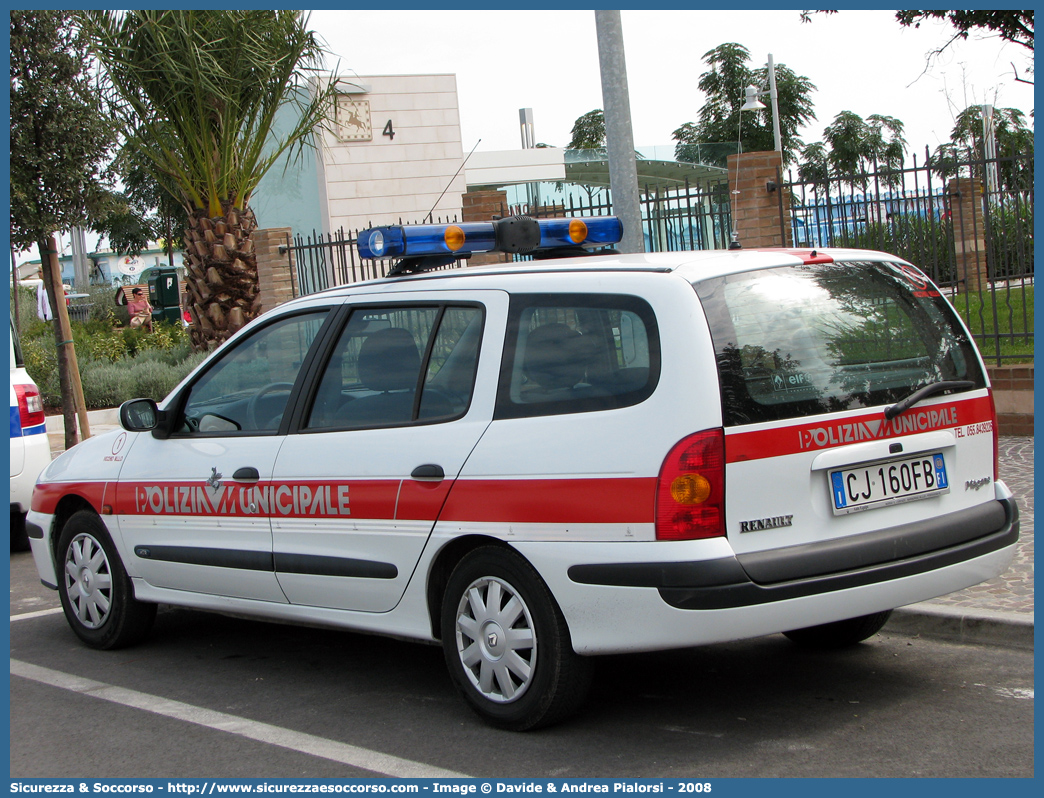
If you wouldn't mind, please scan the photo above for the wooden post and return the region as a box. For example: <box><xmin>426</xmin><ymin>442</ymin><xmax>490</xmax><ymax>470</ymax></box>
<box><xmin>40</xmin><ymin>235</ymin><xmax>90</xmax><ymax>447</ymax></box>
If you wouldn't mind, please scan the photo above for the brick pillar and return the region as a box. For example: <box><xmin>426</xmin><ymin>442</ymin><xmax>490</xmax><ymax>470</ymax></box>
<box><xmin>462</xmin><ymin>190</ymin><xmax>510</xmax><ymax>266</ymax></box>
<box><xmin>252</xmin><ymin>227</ymin><xmax>298</xmax><ymax>313</ymax></box>
<box><xmin>947</xmin><ymin>177</ymin><xmax>987</xmax><ymax>294</ymax></box>
<box><xmin>987</xmin><ymin>364</ymin><xmax>1034</xmax><ymax>436</ymax></box>
<box><xmin>726</xmin><ymin>150</ymin><xmax>792</xmax><ymax>248</ymax></box>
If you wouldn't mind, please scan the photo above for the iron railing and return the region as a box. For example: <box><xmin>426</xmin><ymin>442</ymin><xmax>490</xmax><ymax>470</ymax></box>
<box><xmin>282</xmin><ymin>214</ymin><xmax>465</xmax><ymax>295</ymax></box>
<box><xmin>778</xmin><ymin>146</ymin><xmax>1033</xmax><ymax>364</ymax></box>
<box><xmin>281</xmin><ymin>147</ymin><xmax>1031</xmax><ymax>364</ymax></box>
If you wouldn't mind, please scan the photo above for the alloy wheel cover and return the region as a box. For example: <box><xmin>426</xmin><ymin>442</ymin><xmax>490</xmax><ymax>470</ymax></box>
<box><xmin>453</xmin><ymin>576</ymin><xmax>537</xmax><ymax>704</ymax></box>
<box><xmin>64</xmin><ymin>533</ymin><xmax>113</xmax><ymax>629</ymax></box>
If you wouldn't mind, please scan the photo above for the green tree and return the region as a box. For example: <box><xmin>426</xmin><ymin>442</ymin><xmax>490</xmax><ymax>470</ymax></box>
<box><xmin>802</xmin><ymin>10</ymin><xmax>1034</xmax><ymax>52</ymax></box>
<box><xmin>672</xmin><ymin>43</ymin><xmax>816</xmax><ymax>168</ymax></box>
<box><xmin>895</xmin><ymin>10</ymin><xmax>1034</xmax><ymax>51</ymax></box>
<box><xmin>79</xmin><ymin>10</ymin><xmax>337</xmax><ymax>349</ymax></box>
<box><xmin>10</xmin><ymin>10</ymin><xmax>116</xmax><ymax>448</ymax></box>
<box><xmin>804</xmin><ymin>110</ymin><xmax>908</xmax><ymax>188</ymax></box>
<box><xmin>107</xmin><ymin>143</ymin><xmax>190</xmax><ymax>265</ymax></box>
<box><xmin>567</xmin><ymin>109</ymin><xmax>606</xmax><ymax>151</ymax></box>
<box><xmin>796</xmin><ymin>141</ymin><xmax>829</xmax><ymax>187</ymax></box>
<box><xmin>932</xmin><ymin>105</ymin><xmax>1034</xmax><ymax>193</ymax></box>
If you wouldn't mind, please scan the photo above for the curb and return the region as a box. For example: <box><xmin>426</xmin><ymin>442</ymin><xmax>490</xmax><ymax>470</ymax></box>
<box><xmin>887</xmin><ymin>603</ymin><xmax>1034</xmax><ymax>650</ymax></box>
<box><xmin>44</xmin><ymin>407</ymin><xmax>120</xmax><ymax>434</ymax></box>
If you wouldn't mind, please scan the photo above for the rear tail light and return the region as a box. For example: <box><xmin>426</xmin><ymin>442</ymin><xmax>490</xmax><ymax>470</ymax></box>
<box><xmin>656</xmin><ymin>428</ymin><xmax>726</xmax><ymax>540</ymax></box>
<box><xmin>988</xmin><ymin>388</ymin><xmax>1000</xmax><ymax>481</ymax></box>
<box><xmin>14</xmin><ymin>383</ymin><xmax>45</xmax><ymax>429</ymax></box>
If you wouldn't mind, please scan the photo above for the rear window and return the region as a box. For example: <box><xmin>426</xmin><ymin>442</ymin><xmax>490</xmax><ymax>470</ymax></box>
<box><xmin>694</xmin><ymin>261</ymin><xmax>986</xmax><ymax>427</ymax></box>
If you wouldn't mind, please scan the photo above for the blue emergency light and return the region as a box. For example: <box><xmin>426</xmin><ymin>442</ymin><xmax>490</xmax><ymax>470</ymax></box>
<box><xmin>358</xmin><ymin>216</ymin><xmax>623</xmax><ymax>262</ymax></box>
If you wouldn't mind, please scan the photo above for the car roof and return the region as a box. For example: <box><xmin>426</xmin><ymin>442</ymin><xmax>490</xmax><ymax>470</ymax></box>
<box><xmin>293</xmin><ymin>246</ymin><xmax>910</xmax><ymax>304</ymax></box>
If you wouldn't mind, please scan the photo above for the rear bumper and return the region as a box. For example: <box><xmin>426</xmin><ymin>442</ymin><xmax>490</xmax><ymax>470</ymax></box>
<box><xmin>568</xmin><ymin>497</ymin><xmax>1018</xmax><ymax>610</ymax></box>
<box><xmin>10</xmin><ymin>433</ymin><xmax>50</xmax><ymax>514</ymax></box>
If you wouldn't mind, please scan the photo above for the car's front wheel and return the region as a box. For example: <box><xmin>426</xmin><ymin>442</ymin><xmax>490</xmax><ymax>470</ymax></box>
<box><xmin>783</xmin><ymin>610</ymin><xmax>893</xmax><ymax>649</ymax></box>
<box><xmin>56</xmin><ymin>510</ymin><xmax>156</xmax><ymax>650</ymax></box>
<box><xmin>441</xmin><ymin>546</ymin><xmax>591</xmax><ymax>731</ymax></box>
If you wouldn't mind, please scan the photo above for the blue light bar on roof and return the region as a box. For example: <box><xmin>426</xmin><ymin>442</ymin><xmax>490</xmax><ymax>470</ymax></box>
<box><xmin>357</xmin><ymin>216</ymin><xmax>623</xmax><ymax>260</ymax></box>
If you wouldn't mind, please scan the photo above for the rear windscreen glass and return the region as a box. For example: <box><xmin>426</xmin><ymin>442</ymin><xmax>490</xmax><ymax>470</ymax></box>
<box><xmin>694</xmin><ymin>262</ymin><xmax>986</xmax><ymax>427</ymax></box>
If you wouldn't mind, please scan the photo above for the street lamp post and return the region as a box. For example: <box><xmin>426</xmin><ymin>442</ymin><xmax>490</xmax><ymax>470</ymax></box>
<box><xmin>741</xmin><ymin>53</ymin><xmax>782</xmax><ymax>154</ymax></box>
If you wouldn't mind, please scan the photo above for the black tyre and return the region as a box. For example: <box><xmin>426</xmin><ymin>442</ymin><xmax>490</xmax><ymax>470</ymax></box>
<box><xmin>783</xmin><ymin>610</ymin><xmax>893</xmax><ymax>649</ymax></box>
<box><xmin>441</xmin><ymin>546</ymin><xmax>591</xmax><ymax>731</ymax></box>
<box><xmin>56</xmin><ymin>510</ymin><xmax>156</xmax><ymax>650</ymax></box>
<box><xmin>10</xmin><ymin>509</ymin><xmax>30</xmax><ymax>552</ymax></box>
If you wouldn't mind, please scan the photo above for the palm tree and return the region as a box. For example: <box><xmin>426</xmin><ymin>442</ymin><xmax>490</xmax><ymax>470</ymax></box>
<box><xmin>79</xmin><ymin>10</ymin><xmax>336</xmax><ymax>348</ymax></box>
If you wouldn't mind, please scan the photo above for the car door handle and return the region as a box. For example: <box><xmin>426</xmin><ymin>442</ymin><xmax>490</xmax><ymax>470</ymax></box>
<box><xmin>411</xmin><ymin>464</ymin><xmax>445</xmax><ymax>481</ymax></box>
<box><xmin>232</xmin><ymin>467</ymin><xmax>260</xmax><ymax>483</ymax></box>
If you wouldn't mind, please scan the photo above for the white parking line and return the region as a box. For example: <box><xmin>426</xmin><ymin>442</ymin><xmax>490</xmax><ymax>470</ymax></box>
<box><xmin>11</xmin><ymin>659</ymin><xmax>471</xmax><ymax>778</ymax></box>
<box><xmin>10</xmin><ymin>607</ymin><xmax>64</xmax><ymax>622</ymax></box>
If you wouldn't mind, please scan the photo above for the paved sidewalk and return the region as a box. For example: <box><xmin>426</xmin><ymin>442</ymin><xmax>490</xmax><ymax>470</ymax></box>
<box><xmin>891</xmin><ymin>435</ymin><xmax>1034</xmax><ymax>648</ymax></box>
<box><xmin>47</xmin><ymin>412</ymin><xmax>1034</xmax><ymax>647</ymax></box>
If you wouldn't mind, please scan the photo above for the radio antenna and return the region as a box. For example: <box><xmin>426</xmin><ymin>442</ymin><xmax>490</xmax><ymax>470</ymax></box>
<box><xmin>425</xmin><ymin>138</ymin><xmax>481</xmax><ymax>223</ymax></box>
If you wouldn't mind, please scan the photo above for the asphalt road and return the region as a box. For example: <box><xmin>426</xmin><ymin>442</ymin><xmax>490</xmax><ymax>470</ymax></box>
<box><xmin>9</xmin><ymin>551</ymin><xmax>1034</xmax><ymax>779</ymax></box>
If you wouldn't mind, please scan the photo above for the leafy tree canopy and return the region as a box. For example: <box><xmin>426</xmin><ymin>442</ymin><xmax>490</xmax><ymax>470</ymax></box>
<box><xmin>9</xmin><ymin>10</ymin><xmax>117</xmax><ymax>251</ymax></box>
<box><xmin>79</xmin><ymin>9</ymin><xmax>336</xmax><ymax>219</ymax></box>
<box><xmin>797</xmin><ymin>111</ymin><xmax>907</xmax><ymax>188</ymax></box>
<box><xmin>79</xmin><ymin>10</ymin><xmax>338</xmax><ymax>348</ymax></box>
<box><xmin>672</xmin><ymin>43</ymin><xmax>815</xmax><ymax>168</ymax></box>
<box><xmin>802</xmin><ymin>10</ymin><xmax>1033</xmax><ymax>51</ymax></box>
<box><xmin>932</xmin><ymin>105</ymin><xmax>1034</xmax><ymax>192</ymax></box>
<box><xmin>895</xmin><ymin>10</ymin><xmax>1034</xmax><ymax>51</ymax></box>
<box><xmin>568</xmin><ymin>110</ymin><xmax>606</xmax><ymax>150</ymax></box>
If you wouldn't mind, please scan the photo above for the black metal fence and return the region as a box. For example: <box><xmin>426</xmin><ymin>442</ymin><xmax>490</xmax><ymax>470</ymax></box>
<box><xmin>283</xmin><ymin>214</ymin><xmax>466</xmax><ymax>295</ymax></box>
<box><xmin>282</xmin><ymin>148</ymin><xmax>1031</xmax><ymax>364</ymax></box>
<box><xmin>778</xmin><ymin>146</ymin><xmax>1033</xmax><ymax>365</ymax></box>
<box><xmin>507</xmin><ymin>177</ymin><xmax>733</xmax><ymax>253</ymax></box>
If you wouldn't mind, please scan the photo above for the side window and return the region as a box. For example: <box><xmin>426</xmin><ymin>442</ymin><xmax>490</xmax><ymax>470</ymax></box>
<box><xmin>178</xmin><ymin>311</ymin><xmax>329</xmax><ymax>434</ymax></box>
<box><xmin>496</xmin><ymin>294</ymin><xmax>659</xmax><ymax>419</ymax></box>
<box><xmin>306</xmin><ymin>304</ymin><xmax>483</xmax><ymax>430</ymax></box>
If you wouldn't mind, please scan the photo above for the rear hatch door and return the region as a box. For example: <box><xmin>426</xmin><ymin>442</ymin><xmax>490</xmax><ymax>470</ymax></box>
<box><xmin>693</xmin><ymin>257</ymin><xmax>995</xmax><ymax>570</ymax></box>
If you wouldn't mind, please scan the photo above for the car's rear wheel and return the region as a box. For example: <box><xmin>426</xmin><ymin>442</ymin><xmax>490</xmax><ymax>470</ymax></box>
<box><xmin>441</xmin><ymin>546</ymin><xmax>591</xmax><ymax>731</ymax></box>
<box><xmin>783</xmin><ymin>610</ymin><xmax>893</xmax><ymax>649</ymax></box>
<box><xmin>56</xmin><ymin>510</ymin><xmax>156</xmax><ymax>650</ymax></box>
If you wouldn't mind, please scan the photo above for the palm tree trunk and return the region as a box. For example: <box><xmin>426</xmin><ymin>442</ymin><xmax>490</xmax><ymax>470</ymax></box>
<box><xmin>183</xmin><ymin>204</ymin><xmax>260</xmax><ymax>349</ymax></box>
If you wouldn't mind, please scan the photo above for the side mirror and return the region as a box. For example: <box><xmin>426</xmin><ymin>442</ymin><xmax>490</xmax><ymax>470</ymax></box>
<box><xmin>119</xmin><ymin>398</ymin><xmax>159</xmax><ymax>431</ymax></box>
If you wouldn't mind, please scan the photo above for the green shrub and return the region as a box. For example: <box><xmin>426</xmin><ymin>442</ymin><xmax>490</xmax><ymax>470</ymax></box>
<box><xmin>987</xmin><ymin>201</ymin><xmax>1033</xmax><ymax>280</ymax></box>
<box><xmin>119</xmin><ymin>320</ymin><xmax>188</xmax><ymax>356</ymax></box>
<box><xmin>85</xmin><ymin>285</ymin><xmax>124</xmax><ymax>323</ymax></box>
<box><xmin>129</xmin><ymin>359</ymin><xmax>187</xmax><ymax>401</ymax></box>
<box><xmin>80</xmin><ymin>360</ymin><xmax>137</xmax><ymax>410</ymax></box>
<box><xmin>836</xmin><ymin>214</ymin><xmax>957</xmax><ymax>285</ymax></box>
<box><xmin>21</xmin><ymin>335</ymin><xmax>61</xmax><ymax>406</ymax></box>
<box><xmin>9</xmin><ymin>286</ymin><xmax>38</xmax><ymax>332</ymax></box>
<box><xmin>74</xmin><ymin>323</ymin><xmax>127</xmax><ymax>363</ymax></box>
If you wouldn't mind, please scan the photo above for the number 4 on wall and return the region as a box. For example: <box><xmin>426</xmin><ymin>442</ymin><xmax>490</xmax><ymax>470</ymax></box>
<box><xmin>383</xmin><ymin>120</ymin><xmax>395</xmax><ymax>140</ymax></box>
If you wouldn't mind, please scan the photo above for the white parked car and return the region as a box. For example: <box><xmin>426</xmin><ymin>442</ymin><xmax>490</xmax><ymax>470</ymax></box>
<box><xmin>10</xmin><ymin>321</ymin><xmax>50</xmax><ymax>551</ymax></box>
<box><xmin>26</xmin><ymin>216</ymin><xmax>1018</xmax><ymax>729</ymax></box>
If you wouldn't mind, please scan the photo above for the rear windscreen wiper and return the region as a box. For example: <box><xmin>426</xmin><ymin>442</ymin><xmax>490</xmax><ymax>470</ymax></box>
<box><xmin>884</xmin><ymin>380</ymin><xmax>976</xmax><ymax>420</ymax></box>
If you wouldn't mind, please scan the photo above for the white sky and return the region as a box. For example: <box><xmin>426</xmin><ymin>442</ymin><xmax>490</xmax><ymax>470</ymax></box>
<box><xmin>309</xmin><ymin>8</ymin><xmax>1035</xmax><ymax>162</ymax></box>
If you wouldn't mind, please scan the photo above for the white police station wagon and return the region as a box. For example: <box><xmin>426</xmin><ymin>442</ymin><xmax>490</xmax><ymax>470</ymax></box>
<box><xmin>10</xmin><ymin>320</ymin><xmax>49</xmax><ymax>551</ymax></box>
<box><xmin>27</xmin><ymin>216</ymin><xmax>1018</xmax><ymax>730</ymax></box>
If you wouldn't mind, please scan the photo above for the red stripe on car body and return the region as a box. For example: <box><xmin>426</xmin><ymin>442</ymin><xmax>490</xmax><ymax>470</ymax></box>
<box><xmin>725</xmin><ymin>396</ymin><xmax>994</xmax><ymax>463</ymax></box>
